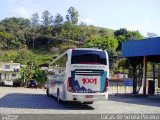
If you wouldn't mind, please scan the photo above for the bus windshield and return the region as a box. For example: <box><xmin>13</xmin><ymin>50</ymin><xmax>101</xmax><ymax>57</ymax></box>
<box><xmin>71</xmin><ymin>50</ymin><xmax>107</xmax><ymax>65</ymax></box>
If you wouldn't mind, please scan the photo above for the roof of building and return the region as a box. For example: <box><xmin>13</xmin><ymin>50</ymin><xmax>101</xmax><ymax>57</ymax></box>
<box><xmin>122</xmin><ymin>37</ymin><xmax>160</xmax><ymax>58</ymax></box>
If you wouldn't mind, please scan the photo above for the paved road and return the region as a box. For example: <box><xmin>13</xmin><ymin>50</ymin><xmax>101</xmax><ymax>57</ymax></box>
<box><xmin>0</xmin><ymin>86</ymin><xmax>160</xmax><ymax>116</ymax></box>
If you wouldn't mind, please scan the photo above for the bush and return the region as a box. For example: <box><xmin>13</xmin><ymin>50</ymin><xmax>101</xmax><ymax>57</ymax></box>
<box><xmin>13</xmin><ymin>78</ymin><xmax>21</xmax><ymax>87</ymax></box>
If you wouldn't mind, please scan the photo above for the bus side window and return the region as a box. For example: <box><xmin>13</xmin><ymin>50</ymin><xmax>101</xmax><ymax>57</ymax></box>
<box><xmin>51</xmin><ymin>53</ymin><xmax>67</xmax><ymax>67</ymax></box>
<box><xmin>60</xmin><ymin>53</ymin><xmax>67</xmax><ymax>67</ymax></box>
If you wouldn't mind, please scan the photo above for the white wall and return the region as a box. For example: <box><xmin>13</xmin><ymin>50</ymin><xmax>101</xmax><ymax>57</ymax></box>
<box><xmin>0</xmin><ymin>63</ymin><xmax>20</xmax><ymax>83</ymax></box>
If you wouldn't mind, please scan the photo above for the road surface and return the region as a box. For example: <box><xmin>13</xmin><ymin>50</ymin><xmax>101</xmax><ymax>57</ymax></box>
<box><xmin>0</xmin><ymin>87</ymin><xmax>160</xmax><ymax>119</ymax></box>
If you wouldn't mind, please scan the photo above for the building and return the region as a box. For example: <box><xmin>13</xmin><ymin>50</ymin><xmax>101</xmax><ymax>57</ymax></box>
<box><xmin>0</xmin><ymin>62</ymin><xmax>20</xmax><ymax>85</ymax></box>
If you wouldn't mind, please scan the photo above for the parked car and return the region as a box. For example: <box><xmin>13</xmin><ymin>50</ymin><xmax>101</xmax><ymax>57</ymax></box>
<box><xmin>3</xmin><ymin>80</ymin><xmax>13</xmax><ymax>86</ymax></box>
<box><xmin>27</xmin><ymin>80</ymin><xmax>38</xmax><ymax>88</ymax></box>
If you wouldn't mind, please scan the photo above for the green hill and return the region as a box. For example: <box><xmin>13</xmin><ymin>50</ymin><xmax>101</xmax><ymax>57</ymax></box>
<box><xmin>0</xmin><ymin>7</ymin><xmax>143</xmax><ymax>65</ymax></box>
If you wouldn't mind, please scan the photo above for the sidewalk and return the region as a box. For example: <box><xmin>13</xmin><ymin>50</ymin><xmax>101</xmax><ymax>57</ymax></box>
<box><xmin>110</xmin><ymin>92</ymin><xmax>160</xmax><ymax>99</ymax></box>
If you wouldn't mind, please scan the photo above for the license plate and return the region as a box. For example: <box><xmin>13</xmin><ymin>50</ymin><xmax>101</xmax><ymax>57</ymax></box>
<box><xmin>85</xmin><ymin>95</ymin><xmax>93</xmax><ymax>98</ymax></box>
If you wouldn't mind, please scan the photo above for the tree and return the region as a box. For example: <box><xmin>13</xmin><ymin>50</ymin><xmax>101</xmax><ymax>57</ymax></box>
<box><xmin>53</xmin><ymin>13</ymin><xmax>63</xmax><ymax>25</ymax></box>
<box><xmin>20</xmin><ymin>66</ymin><xmax>28</xmax><ymax>85</ymax></box>
<box><xmin>115</xmin><ymin>28</ymin><xmax>143</xmax><ymax>40</ymax></box>
<box><xmin>147</xmin><ymin>32</ymin><xmax>158</xmax><ymax>38</ymax></box>
<box><xmin>31</xmin><ymin>13</ymin><xmax>39</xmax><ymax>34</ymax></box>
<box><xmin>98</xmin><ymin>28</ymin><xmax>109</xmax><ymax>36</ymax></box>
<box><xmin>114</xmin><ymin>28</ymin><xmax>143</xmax><ymax>50</ymax></box>
<box><xmin>0</xmin><ymin>24</ymin><xmax>5</xmax><ymax>32</ymax></box>
<box><xmin>18</xmin><ymin>18</ymin><xmax>31</xmax><ymax>46</ymax></box>
<box><xmin>41</xmin><ymin>10</ymin><xmax>53</xmax><ymax>35</ymax></box>
<box><xmin>0</xmin><ymin>17</ymin><xmax>31</xmax><ymax>48</ymax></box>
<box><xmin>52</xmin><ymin>13</ymin><xmax>63</xmax><ymax>37</ymax></box>
<box><xmin>66</xmin><ymin>7</ymin><xmax>79</xmax><ymax>25</ymax></box>
<box><xmin>126</xmin><ymin>31</ymin><xmax>143</xmax><ymax>40</ymax></box>
<box><xmin>20</xmin><ymin>61</ymin><xmax>36</xmax><ymax>85</ymax></box>
<box><xmin>114</xmin><ymin>28</ymin><xmax>127</xmax><ymax>37</ymax></box>
<box><xmin>62</xmin><ymin>22</ymin><xmax>81</xmax><ymax>41</ymax></box>
<box><xmin>14</xmin><ymin>48</ymin><xmax>34</xmax><ymax>64</ymax></box>
<box><xmin>33</xmin><ymin>68</ymin><xmax>46</xmax><ymax>88</ymax></box>
<box><xmin>77</xmin><ymin>27</ymin><xmax>88</xmax><ymax>42</ymax></box>
<box><xmin>79</xmin><ymin>22</ymin><xmax>87</xmax><ymax>27</ymax></box>
<box><xmin>61</xmin><ymin>22</ymin><xmax>73</xmax><ymax>39</ymax></box>
<box><xmin>85</xmin><ymin>35</ymin><xmax>118</xmax><ymax>54</ymax></box>
<box><xmin>0</xmin><ymin>31</ymin><xmax>12</xmax><ymax>49</ymax></box>
<box><xmin>30</xmin><ymin>13</ymin><xmax>40</xmax><ymax>49</ymax></box>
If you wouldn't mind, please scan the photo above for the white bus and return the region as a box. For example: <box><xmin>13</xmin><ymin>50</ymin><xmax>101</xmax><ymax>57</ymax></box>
<box><xmin>46</xmin><ymin>48</ymin><xmax>109</xmax><ymax>104</ymax></box>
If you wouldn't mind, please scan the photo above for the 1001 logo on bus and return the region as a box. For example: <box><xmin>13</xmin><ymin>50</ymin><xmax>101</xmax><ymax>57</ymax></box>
<box><xmin>82</xmin><ymin>78</ymin><xmax>97</xmax><ymax>85</ymax></box>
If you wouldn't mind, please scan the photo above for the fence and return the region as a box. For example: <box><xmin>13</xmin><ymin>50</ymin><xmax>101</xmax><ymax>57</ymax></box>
<box><xmin>109</xmin><ymin>79</ymin><xmax>133</xmax><ymax>94</ymax></box>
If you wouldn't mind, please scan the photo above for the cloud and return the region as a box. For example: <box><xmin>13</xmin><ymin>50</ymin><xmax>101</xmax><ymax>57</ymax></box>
<box><xmin>21</xmin><ymin>0</ymin><xmax>33</xmax><ymax>5</ymax></box>
<box><xmin>127</xmin><ymin>21</ymin><xmax>160</xmax><ymax>36</ymax></box>
<box><xmin>80</xmin><ymin>18</ymin><xmax>94</xmax><ymax>24</ymax></box>
<box><xmin>6</xmin><ymin>0</ymin><xmax>40</xmax><ymax>19</ymax></box>
<box><xmin>128</xmin><ymin>21</ymin><xmax>152</xmax><ymax>31</ymax></box>
<box><xmin>14</xmin><ymin>7</ymin><xmax>31</xmax><ymax>18</ymax></box>
<box><xmin>7</xmin><ymin>0</ymin><xmax>32</xmax><ymax>4</ymax></box>
<box><xmin>7</xmin><ymin>0</ymin><xmax>16</xmax><ymax>2</ymax></box>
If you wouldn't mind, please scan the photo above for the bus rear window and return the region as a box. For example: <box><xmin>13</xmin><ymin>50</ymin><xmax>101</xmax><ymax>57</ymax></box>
<box><xmin>71</xmin><ymin>50</ymin><xmax>107</xmax><ymax>65</ymax></box>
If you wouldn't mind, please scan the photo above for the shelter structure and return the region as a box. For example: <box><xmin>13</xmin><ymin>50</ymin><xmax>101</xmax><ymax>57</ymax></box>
<box><xmin>122</xmin><ymin>37</ymin><xmax>160</xmax><ymax>95</ymax></box>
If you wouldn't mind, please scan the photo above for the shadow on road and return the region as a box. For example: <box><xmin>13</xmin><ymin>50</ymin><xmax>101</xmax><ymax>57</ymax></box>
<box><xmin>0</xmin><ymin>93</ymin><xmax>94</xmax><ymax>110</ymax></box>
<box><xmin>108</xmin><ymin>94</ymin><xmax>160</xmax><ymax>107</ymax></box>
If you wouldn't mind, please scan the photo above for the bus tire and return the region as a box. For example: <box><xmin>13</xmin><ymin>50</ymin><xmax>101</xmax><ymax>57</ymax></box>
<box><xmin>46</xmin><ymin>88</ymin><xmax>51</xmax><ymax>97</ymax></box>
<box><xmin>57</xmin><ymin>89</ymin><xmax>63</xmax><ymax>104</ymax></box>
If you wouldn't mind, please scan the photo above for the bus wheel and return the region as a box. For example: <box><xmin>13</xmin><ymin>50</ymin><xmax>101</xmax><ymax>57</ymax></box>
<box><xmin>46</xmin><ymin>88</ymin><xmax>51</xmax><ymax>97</ymax></box>
<box><xmin>57</xmin><ymin>89</ymin><xmax>63</xmax><ymax>104</ymax></box>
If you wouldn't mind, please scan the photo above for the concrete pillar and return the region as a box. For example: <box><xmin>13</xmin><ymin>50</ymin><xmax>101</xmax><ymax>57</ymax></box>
<box><xmin>152</xmin><ymin>63</ymin><xmax>155</xmax><ymax>94</ymax></box>
<box><xmin>158</xmin><ymin>64</ymin><xmax>160</xmax><ymax>88</ymax></box>
<box><xmin>143</xmin><ymin>56</ymin><xmax>147</xmax><ymax>95</ymax></box>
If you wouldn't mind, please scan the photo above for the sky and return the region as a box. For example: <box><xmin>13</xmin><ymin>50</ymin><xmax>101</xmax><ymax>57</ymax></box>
<box><xmin>0</xmin><ymin>0</ymin><xmax>160</xmax><ymax>36</ymax></box>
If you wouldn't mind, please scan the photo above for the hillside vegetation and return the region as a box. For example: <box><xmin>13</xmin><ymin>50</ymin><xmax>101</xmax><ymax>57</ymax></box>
<box><xmin>0</xmin><ymin>7</ymin><xmax>143</xmax><ymax>66</ymax></box>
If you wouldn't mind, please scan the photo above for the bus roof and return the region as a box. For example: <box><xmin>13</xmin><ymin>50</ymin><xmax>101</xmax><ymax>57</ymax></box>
<box><xmin>71</xmin><ymin>48</ymin><xmax>105</xmax><ymax>51</ymax></box>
